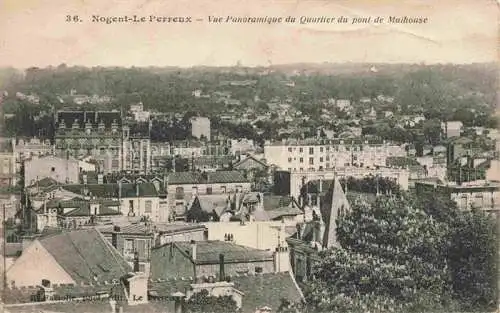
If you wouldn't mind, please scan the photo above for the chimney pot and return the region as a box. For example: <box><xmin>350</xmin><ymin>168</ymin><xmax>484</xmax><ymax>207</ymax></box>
<box><xmin>191</xmin><ymin>241</ymin><xmax>197</xmax><ymax>261</ymax></box>
<box><xmin>219</xmin><ymin>253</ymin><xmax>225</xmax><ymax>282</ymax></box>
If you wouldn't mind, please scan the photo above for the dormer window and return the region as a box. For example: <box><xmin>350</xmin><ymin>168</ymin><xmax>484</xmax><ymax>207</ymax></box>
<box><xmin>98</xmin><ymin>120</ymin><xmax>105</xmax><ymax>131</ymax></box>
<box><xmin>72</xmin><ymin>119</ymin><xmax>79</xmax><ymax>129</ymax></box>
<box><xmin>85</xmin><ymin>120</ymin><xmax>92</xmax><ymax>134</ymax></box>
<box><xmin>59</xmin><ymin>120</ymin><xmax>66</xmax><ymax>129</ymax></box>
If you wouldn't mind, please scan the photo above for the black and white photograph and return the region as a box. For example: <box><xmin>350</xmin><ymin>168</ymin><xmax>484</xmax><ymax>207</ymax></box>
<box><xmin>0</xmin><ymin>0</ymin><xmax>498</xmax><ymax>312</ymax></box>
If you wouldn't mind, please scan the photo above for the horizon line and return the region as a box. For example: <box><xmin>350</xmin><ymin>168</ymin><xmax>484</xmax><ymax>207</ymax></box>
<box><xmin>2</xmin><ymin>61</ymin><xmax>497</xmax><ymax>71</ymax></box>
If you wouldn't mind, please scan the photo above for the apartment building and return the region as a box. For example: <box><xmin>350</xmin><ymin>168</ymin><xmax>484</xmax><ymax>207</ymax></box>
<box><xmin>264</xmin><ymin>138</ymin><xmax>406</xmax><ymax>172</ymax></box>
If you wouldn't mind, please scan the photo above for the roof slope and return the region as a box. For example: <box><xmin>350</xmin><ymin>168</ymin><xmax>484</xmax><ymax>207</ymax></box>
<box><xmin>176</xmin><ymin>241</ymin><xmax>273</xmax><ymax>264</ymax></box>
<box><xmin>233</xmin><ymin>272</ymin><xmax>304</xmax><ymax>313</ymax></box>
<box><xmin>320</xmin><ymin>177</ymin><xmax>350</xmax><ymax>249</ymax></box>
<box><xmin>39</xmin><ymin>228</ymin><xmax>132</xmax><ymax>284</ymax></box>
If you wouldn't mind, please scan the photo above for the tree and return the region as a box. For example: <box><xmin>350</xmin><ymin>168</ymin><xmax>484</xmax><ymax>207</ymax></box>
<box><xmin>418</xmin><ymin>191</ymin><xmax>498</xmax><ymax>311</ymax></box>
<box><xmin>448</xmin><ymin>209</ymin><xmax>498</xmax><ymax>311</ymax></box>
<box><xmin>185</xmin><ymin>198</ymin><xmax>213</xmax><ymax>222</ymax></box>
<box><xmin>305</xmin><ymin>194</ymin><xmax>455</xmax><ymax>313</ymax></box>
<box><xmin>185</xmin><ymin>289</ymin><xmax>239</xmax><ymax>313</ymax></box>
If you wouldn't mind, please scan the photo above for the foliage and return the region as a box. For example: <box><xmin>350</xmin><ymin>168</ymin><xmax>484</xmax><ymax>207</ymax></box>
<box><xmin>185</xmin><ymin>289</ymin><xmax>239</xmax><ymax>313</ymax></box>
<box><xmin>447</xmin><ymin>209</ymin><xmax>498</xmax><ymax>311</ymax></box>
<box><xmin>185</xmin><ymin>198</ymin><xmax>215</xmax><ymax>223</ymax></box>
<box><xmin>305</xmin><ymin>194</ymin><xmax>455</xmax><ymax>313</ymax></box>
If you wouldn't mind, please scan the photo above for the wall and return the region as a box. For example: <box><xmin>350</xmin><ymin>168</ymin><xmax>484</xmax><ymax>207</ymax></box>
<box><xmin>120</xmin><ymin>196</ymin><xmax>161</xmax><ymax>222</ymax></box>
<box><xmin>6</xmin><ymin>240</ymin><xmax>75</xmax><ymax>287</ymax></box>
<box><xmin>157</xmin><ymin>229</ymin><xmax>206</xmax><ymax>246</ymax></box>
<box><xmin>25</xmin><ymin>156</ymin><xmax>79</xmax><ymax>187</ymax></box>
<box><xmin>264</xmin><ymin>143</ymin><xmax>406</xmax><ymax>172</ymax></box>
<box><xmin>203</xmin><ymin>221</ymin><xmax>290</xmax><ymax>251</ymax></box>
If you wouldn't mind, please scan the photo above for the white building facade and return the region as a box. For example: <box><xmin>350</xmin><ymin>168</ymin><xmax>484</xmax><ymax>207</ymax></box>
<box><xmin>264</xmin><ymin>139</ymin><xmax>407</xmax><ymax>172</ymax></box>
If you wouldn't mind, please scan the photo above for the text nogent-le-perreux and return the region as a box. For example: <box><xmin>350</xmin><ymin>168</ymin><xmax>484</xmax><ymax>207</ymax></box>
<box><xmin>91</xmin><ymin>15</ymin><xmax>193</xmax><ymax>24</ymax></box>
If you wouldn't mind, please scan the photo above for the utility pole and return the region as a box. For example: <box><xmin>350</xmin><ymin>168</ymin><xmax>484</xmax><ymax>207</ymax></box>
<box><xmin>3</xmin><ymin>203</ymin><xmax>6</xmax><ymax>289</ymax></box>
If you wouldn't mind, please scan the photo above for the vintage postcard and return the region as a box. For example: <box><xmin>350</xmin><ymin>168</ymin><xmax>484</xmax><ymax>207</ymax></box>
<box><xmin>0</xmin><ymin>0</ymin><xmax>498</xmax><ymax>312</ymax></box>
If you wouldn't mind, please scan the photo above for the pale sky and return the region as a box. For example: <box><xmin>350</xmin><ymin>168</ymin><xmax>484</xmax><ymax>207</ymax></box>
<box><xmin>0</xmin><ymin>0</ymin><xmax>498</xmax><ymax>68</ymax></box>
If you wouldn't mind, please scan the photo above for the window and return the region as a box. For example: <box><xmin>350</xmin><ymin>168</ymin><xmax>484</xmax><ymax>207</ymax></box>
<box><xmin>320</xmin><ymin>147</ymin><xmax>324</xmax><ymax>153</ymax></box>
<box><xmin>309</xmin><ymin>147</ymin><xmax>314</xmax><ymax>155</ymax></box>
<box><xmin>124</xmin><ymin>239</ymin><xmax>134</xmax><ymax>254</ymax></box>
<box><xmin>51</xmin><ymin>167</ymin><xmax>55</xmax><ymax>172</ymax></box>
<box><xmin>255</xmin><ymin>266</ymin><xmax>263</xmax><ymax>273</ymax></box>
<box><xmin>299</xmin><ymin>157</ymin><xmax>304</xmax><ymax>163</ymax></box>
<box><xmin>192</xmin><ymin>186</ymin><xmax>198</xmax><ymax>194</ymax></box>
<box><xmin>221</xmin><ymin>186</ymin><xmax>226</xmax><ymax>193</ymax></box>
<box><xmin>299</xmin><ymin>148</ymin><xmax>303</xmax><ymax>153</ymax></box>
<box><xmin>288</xmin><ymin>157</ymin><xmax>292</xmax><ymax>163</ymax></box>
<box><xmin>320</xmin><ymin>157</ymin><xmax>323</xmax><ymax>162</ymax></box>
<box><xmin>309</xmin><ymin>157</ymin><xmax>314</xmax><ymax>165</ymax></box>
<box><xmin>300</xmin><ymin>168</ymin><xmax>304</xmax><ymax>172</ymax></box>
<box><xmin>326</xmin><ymin>156</ymin><xmax>330</xmax><ymax>161</ymax></box>
<box><xmin>325</xmin><ymin>163</ymin><xmax>330</xmax><ymax>168</ymax></box>
<box><xmin>145</xmin><ymin>200</ymin><xmax>152</xmax><ymax>213</ymax></box>
<box><xmin>207</xmin><ymin>186</ymin><xmax>213</xmax><ymax>194</ymax></box>
<box><xmin>288</xmin><ymin>147</ymin><xmax>292</xmax><ymax>152</ymax></box>
<box><xmin>326</xmin><ymin>146</ymin><xmax>330</xmax><ymax>152</ymax></box>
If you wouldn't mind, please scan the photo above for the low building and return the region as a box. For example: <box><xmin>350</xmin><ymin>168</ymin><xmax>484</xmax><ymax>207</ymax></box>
<box><xmin>32</xmin><ymin>182</ymin><xmax>168</xmax><ymax>223</ymax></box>
<box><xmin>6</xmin><ymin>228</ymin><xmax>131</xmax><ymax>287</ymax></box>
<box><xmin>415</xmin><ymin>180</ymin><xmax>500</xmax><ymax>214</ymax></box>
<box><xmin>98</xmin><ymin>222</ymin><xmax>208</xmax><ymax>273</ymax></box>
<box><xmin>151</xmin><ymin>240</ymin><xmax>290</xmax><ymax>280</ymax></box>
<box><xmin>34</xmin><ymin>197</ymin><xmax>121</xmax><ymax>231</ymax></box>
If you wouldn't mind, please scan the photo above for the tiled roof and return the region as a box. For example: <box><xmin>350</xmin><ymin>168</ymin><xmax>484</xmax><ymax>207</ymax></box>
<box><xmin>232</xmin><ymin>272</ymin><xmax>304</xmax><ymax>313</ymax></box>
<box><xmin>148</xmin><ymin>272</ymin><xmax>304</xmax><ymax>313</ymax></box>
<box><xmin>263</xmin><ymin>195</ymin><xmax>294</xmax><ymax>210</ymax></box>
<box><xmin>38</xmin><ymin>228</ymin><xmax>132</xmax><ymax>284</ymax></box>
<box><xmin>208</xmin><ymin>171</ymin><xmax>248</xmax><ymax>184</ymax></box>
<box><xmin>153</xmin><ymin>241</ymin><xmax>273</xmax><ymax>266</ymax></box>
<box><xmin>233</xmin><ymin>155</ymin><xmax>268</xmax><ymax>169</ymax></box>
<box><xmin>167</xmin><ymin>171</ymin><xmax>249</xmax><ymax>185</ymax></box>
<box><xmin>264</xmin><ymin>206</ymin><xmax>304</xmax><ymax>221</ymax></box>
<box><xmin>61</xmin><ymin>182</ymin><xmax>159</xmax><ymax>198</ymax></box>
<box><xmin>98</xmin><ymin>222</ymin><xmax>206</xmax><ymax>236</ymax></box>
<box><xmin>43</xmin><ymin>198</ymin><xmax>121</xmax><ymax>217</ymax></box>
<box><xmin>195</xmin><ymin>194</ymin><xmax>230</xmax><ymax>215</ymax></box>
<box><xmin>167</xmin><ymin>172</ymin><xmax>202</xmax><ymax>184</ymax></box>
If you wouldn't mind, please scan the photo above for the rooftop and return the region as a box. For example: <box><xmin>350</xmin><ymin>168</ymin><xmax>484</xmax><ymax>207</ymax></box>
<box><xmin>167</xmin><ymin>171</ymin><xmax>249</xmax><ymax>185</ymax></box>
<box><xmin>153</xmin><ymin>240</ymin><xmax>273</xmax><ymax>266</ymax></box>
<box><xmin>148</xmin><ymin>272</ymin><xmax>303</xmax><ymax>313</ymax></box>
<box><xmin>36</xmin><ymin>228</ymin><xmax>132</xmax><ymax>284</ymax></box>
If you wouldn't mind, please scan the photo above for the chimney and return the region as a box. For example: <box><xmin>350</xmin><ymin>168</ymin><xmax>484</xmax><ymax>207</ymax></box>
<box><xmin>219</xmin><ymin>253</ymin><xmax>225</xmax><ymax>281</ymax></box>
<box><xmin>112</xmin><ymin>226</ymin><xmax>120</xmax><ymax>249</ymax></box>
<box><xmin>274</xmin><ymin>244</ymin><xmax>290</xmax><ymax>273</ymax></box>
<box><xmin>190</xmin><ymin>240</ymin><xmax>197</xmax><ymax>261</ymax></box>
<box><xmin>136</xmin><ymin>184</ymin><xmax>140</xmax><ymax>197</ymax></box>
<box><xmin>83</xmin><ymin>174</ymin><xmax>88</xmax><ymax>185</ymax></box>
<box><xmin>172</xmin><ymin>292</ymin><xmax>186</xmax><ymax>313</ymax></box>
<box><xmin>133</xmin><ymin>251</ymin><xmax>140</xmax><ymax>272</ymax></box>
